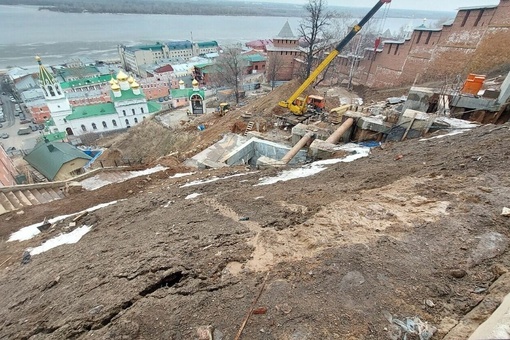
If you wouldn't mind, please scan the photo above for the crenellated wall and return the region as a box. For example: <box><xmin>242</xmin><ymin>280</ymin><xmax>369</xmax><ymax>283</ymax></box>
<box><xmin>340</xmin><ymin>0</ymin><xmax>510</xmax><ymax>89</ymax></box>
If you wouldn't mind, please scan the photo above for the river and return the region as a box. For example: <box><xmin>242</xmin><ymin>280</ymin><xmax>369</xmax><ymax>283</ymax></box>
<box><xmin>0</xmin><ymin>5</ymin><xmax>418</xmax><ymax>69</ymax></box>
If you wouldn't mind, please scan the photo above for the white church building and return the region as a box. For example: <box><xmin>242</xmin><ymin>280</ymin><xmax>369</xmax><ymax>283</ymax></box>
<box><xmin>37</xmin><ymin>56</ymin><xmax>161</xmax><ymax>137</ymax></box>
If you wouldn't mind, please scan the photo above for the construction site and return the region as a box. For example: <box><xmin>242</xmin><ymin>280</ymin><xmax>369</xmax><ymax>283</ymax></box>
<box><xmin>2</xmin><ymin>0</ymin><xmax>510</xmax><ymax>339</ymax></box>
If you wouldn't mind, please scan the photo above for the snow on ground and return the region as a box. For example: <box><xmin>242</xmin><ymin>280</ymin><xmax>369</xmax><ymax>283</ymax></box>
<box><xmin>170</xmin><ymin>172</ymin><xmax>195</xmax><ymax>178</ymax></box>
<box><xmin>81</xmin><ymin>165</ymin><xmax>168</xmax><ymax>190</ymax></box>
<box><xmin>185</xmin><ymin>193</ymin><xmax>203</xmax><ymax>200</ymax></box>
<box><xmin>256</xmin><ymin>144</ymin><xmax>371</xmax><ymax>186</ymax></box>
<box><xmin>180</xmin><ymin>172</ymin><xmax>257</xmax><ymax>188</ymax></box>
<box><xmin>421</xmin><ymin>117</ymin><xmax>479</xmax><ymax>140</ymax></box>
<box><xmin>29</xmin><ymin>225</ymin><xmax>92</xmax><ymax>255</ymax></box>
<box><xmin>8</xmin><ymin>201</ymin><xmax>119</xmax><ymax>242</ymax></box>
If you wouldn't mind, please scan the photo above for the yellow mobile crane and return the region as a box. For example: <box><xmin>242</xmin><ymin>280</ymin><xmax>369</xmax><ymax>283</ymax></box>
<box><xmin>278</xmin><ymin>0</ymin><xmax>392</xmax><ymax>116</ymax></box>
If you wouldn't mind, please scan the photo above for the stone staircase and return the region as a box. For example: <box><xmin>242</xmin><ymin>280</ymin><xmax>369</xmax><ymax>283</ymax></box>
<box><xmin>244</xmin><ymin>121</ymin><xmax>255</xmax><ymax>136</ymax></box>
<box><xmin>0</xmin><ymin>187</ymin><xmax>68</xmax><ymax>216</ymax></box>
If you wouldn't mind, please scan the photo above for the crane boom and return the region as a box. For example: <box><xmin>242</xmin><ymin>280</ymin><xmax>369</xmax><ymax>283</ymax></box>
<box><xmin>278</xmin><ymin>0</ymin><xmax>391</xmax><ymax>115</ymax></box>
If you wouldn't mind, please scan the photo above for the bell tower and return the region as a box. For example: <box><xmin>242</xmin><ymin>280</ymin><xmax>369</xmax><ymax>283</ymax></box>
<box><xmin>36</xmin><ymin>56</ymin><xmax>71</xmax><ymax>131</ymax></box>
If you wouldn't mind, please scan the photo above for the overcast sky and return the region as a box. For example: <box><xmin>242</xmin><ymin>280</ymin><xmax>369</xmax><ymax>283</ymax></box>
<box><xmin>262</xmin><ymin>0</ymin><xmax>500</xmax><ymax>12</ymax></box>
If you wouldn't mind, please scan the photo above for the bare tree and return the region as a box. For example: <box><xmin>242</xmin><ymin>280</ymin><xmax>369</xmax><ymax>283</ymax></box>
<box><xmin>266</xmin><ymin>53</ymin><xmax>284</xmax><ymax>90</ymax></box>
<box><xmin>298</xmin><ymin>0</ymin><xmax>335</xmax><ymax>79</ymax></box>
<box><xmin>210</xmin><ymin>45</ymin><xmax>248</xmax><ymax>104</ymax></box>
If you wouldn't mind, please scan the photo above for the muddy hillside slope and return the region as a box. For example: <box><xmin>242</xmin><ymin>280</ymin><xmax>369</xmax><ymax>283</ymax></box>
<box><xmin>0</xmin><ymin>123</ymin><xmax>509</xmax><ymax>339</ymax></box>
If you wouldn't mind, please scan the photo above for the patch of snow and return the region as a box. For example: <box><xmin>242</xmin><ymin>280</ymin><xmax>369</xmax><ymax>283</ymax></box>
<box><xmin>170</xmin><ymin>172</ymin><xmax>195</xmax><ymax>178</ymax></box>
<box><xmin>8</xmin><ymin>200</ymin><xmax>119</xmax><ymax>242</ymax></box>
<box><xmin>185</xmin><ymin>193</ymin><xmax>203</xmax><ymax>200</ymax></box>
<box><xmin>180</xmin><ymin>172</ymin><xmax>257</xmax><ymax>188</ymax></box>
<box><xmin>81</xmin><ymin>165</ymin><xmax>168</xmax><ymax>190</ymax></box>
<box><xmin>29</xmin><ymin>225</ymin><xmax>92</xmax><ymax>255</ymax></box>
<box><xmin>420</xmin><ymin>117</ymin><xmax>478</xmax><ymax>141</ymax></box>
<box><xmin>256</xmin><ymin>144</ymin><xmax>370</xmax><ymax>186</ymax></box>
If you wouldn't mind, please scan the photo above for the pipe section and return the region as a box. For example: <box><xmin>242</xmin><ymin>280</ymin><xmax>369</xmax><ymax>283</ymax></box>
<box><xmin>325</xmin><ymin>118</ymin><xmax>354</xmax><ymax>144</ymax></box>
<box><xmin>281</xmin><ymin>132</ymin><xmax>314</xmax><ymax>164</ymax></box>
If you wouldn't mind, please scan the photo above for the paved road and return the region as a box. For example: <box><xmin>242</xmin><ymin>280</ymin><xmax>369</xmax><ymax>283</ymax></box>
<box><xmin>0</xmin><ymin>94</ymin><xmax>39</xmax><ymax>152</ymax></box>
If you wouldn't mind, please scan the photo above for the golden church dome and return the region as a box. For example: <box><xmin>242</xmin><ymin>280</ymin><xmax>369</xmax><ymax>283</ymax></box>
<box><xmin>116</xmin><ymin>70</ymin><xmax>128</xmax><ymax>81</ymax></box>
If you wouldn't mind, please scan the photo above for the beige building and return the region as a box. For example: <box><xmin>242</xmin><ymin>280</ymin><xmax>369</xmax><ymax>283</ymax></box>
<box><xmin>24</xmin><ymin>142</ymin><xmax>92</xmax><ymax>181</ymax></box>
<box><xmin>118</xmin><ymin>40</ymin><xmax>219</xmax><ymax>76</ymax></box>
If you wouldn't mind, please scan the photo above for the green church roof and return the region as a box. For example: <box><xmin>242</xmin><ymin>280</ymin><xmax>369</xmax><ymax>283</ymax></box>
<box><xmin>60</xmin><ymin>74</ymin><xmax>115</xmax><ymax>90</ymax></box>
<box><xmin>170</xmin><ymin>88</ymin><xmax>205</xmax><ymax>99</ymax></box>
<box><xmin>243</xmin><ymin>54</ymin><xmax>266</xmax><ymax>63</ymax></box>
<box><xmin>147</xmin><ymin>101</ymin><xmax>162</xmax><ymax>113</ymax></box>
<box><xmin>41</xmin><ymin>131</ymin><xmax>67</xmax><ymax>142</ymax></box>
<box><xmin>111</xmin><ymin>89</ymin><xmax>146</xmax><ymax>102</ymax></box>
<box><xmin>67</xmin><ymin>103</ymin><xmax>117</xmax><ymax>120</ymax></box>
<box><xmin>24</xmin><ymin>141</ymin><xmax>92</xmax><ymax>181</ymax></box>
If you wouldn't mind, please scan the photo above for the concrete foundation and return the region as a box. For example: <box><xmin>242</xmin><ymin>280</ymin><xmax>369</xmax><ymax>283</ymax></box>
<box><xmin>309</xmin><ymin>139</ymin><xmax>338</xmax><ymax>159</ymax></box>
<box><xmin>185</xmin><ymin>134</ymin><xmax>249</xmax><ymax>169</ymax></box>
<box><xmin>221</xmin><ymin>137</ymin><xmax>307</xmax><ymax>167</ymax></box>
<box><xmin>402</xmin><ymin>87</ymin><xmax>435</xmax><ymax>113</ymax></box>
<box><xmin>291</xmin><ymin>123</ymin><xmax>331</xmax><ymax>145</ymax></box>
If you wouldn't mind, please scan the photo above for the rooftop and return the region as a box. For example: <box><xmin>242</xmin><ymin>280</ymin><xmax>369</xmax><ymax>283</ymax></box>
<box><xmin>24</xmin><ymin>141</ymin><xmax>92</xmax><ymax>180</ymax></box>
<box><xmin>60</xmin><ymin>74</ymin><xmax>115</xmax><ymax>90</ymax></box>
<box><xmin>66</xmin><ymin>103</ymin><xmax>117</xmax><ymax>121</ymax></box>
<box><xmin>276</xmin><ymin>21</ymin><xmax>298</xmax><ymax>40</ymax></box>
<box><xmin>111</xmin><ymin>89</ymin><xmax>146</xmax><ymax>102</ymax></box>
<box><xmin>171</xmin><ymin>88</ymin><xmax>205</xmax><ymax>99</ymax></box>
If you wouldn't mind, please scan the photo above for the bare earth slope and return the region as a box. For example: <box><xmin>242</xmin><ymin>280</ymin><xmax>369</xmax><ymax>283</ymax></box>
<box><xmin>1</xmin><ymin>123</ymin><xmax>510</xmax><ymax>339</ymax></box>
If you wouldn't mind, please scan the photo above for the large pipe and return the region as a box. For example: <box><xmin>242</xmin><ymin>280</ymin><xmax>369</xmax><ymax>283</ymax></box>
<box><xmin>325</xmin><ymin>118</ymin><xmax>354</xmax><ymax>144</ymax></box>
<box><xmin>281</xmin><ymin>132</ymin><xmax>314</xmax><ymax>164</ymax></box>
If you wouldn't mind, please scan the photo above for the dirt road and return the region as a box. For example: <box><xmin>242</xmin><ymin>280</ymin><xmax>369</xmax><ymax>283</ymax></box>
<box><xmin>1</xmin><ymin>123</ymin><xmax>509</xmax><ymax>339</ymax></box>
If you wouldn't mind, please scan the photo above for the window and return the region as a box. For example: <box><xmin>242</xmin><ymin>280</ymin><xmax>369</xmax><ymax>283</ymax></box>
<box><xmin>387</xmin><ymin>44</ymin><xmax>392</xmax><ymax>54</ymax></box>
<box><xmin>141</xmin><ymin>107</ymin><xmax>144</xmax><ymax>114</ymax></box>
<box><xmin>112</xmin><ymin>120</ymin><xmax>117</xmax><ymax>127</ymax></box>
<box><xmin>81</xmin><ymin>124</ymin><xmax>87</xmax><ymax>132</ymax></box>
<box><xmin>102</xmin><ymin>121</ymin><xmax>107</xmax><ymax>128</ymax></box>
<box><xmin>394</xmin><ymin>44</ymin><xmax>400</xmax><ymax>55</ymax></box>
<box><xmin>122</xmin><ymin>110</ymin><xmax>126</xmax><ymax>116</ymax></box>
<box><xmin>125</xmin><ymin>118</ymin><xmax>129</xmax><ymax>125</ymax></box>
<box><xmin>134</xmin><ymin>118</ymin><xmax>138</xmax><ymax>123</ymax></box>
<box><xmin>92</xmin><ymin>123</ymin><xmax>97</xmax><ymax>130</ymax></box>
<box><xmin>48</xmin><ymin>85</ymin><xmax>55</xmax><ymax>96</ymax></box>
<box><xmin>132</xmin><ymin>108</ymin><xmax>136</xmax><ymax>115</ymax></box>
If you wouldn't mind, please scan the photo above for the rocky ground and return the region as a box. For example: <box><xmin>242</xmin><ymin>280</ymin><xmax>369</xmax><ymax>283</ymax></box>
<box><xmin>0</xmin><ymin>120</ymin><xmax>509</xmax><ymax>339</ymax></box>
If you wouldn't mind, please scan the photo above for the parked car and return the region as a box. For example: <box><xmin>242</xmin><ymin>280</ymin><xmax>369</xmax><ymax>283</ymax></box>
<box><xmin>38</xmin><ymin>124</ymin><xmax>46</xmax><ymax>130</ymax></box>
<box><xmin>19</xmin><ymin>113</ymin><xmax>26</xmax><ymax>120</ymax></box>
<box><xmin>14</xmin><ymin>111</ymin><xmax>20</xmax><ymax>117</ymax></box>
<box><xmin>1</xmin><ymin>133</ymin><xmax>9</xmax><ymax>139</ymax></box>
<box><xmin>30</xmin><ymin>125</ymin><xmax>38</xmax><ymax>131</ymax></box>
<box><xmin>20</xmin><ymin>119</ymin><xmax>31</xmax><ymax>124</ymax></box>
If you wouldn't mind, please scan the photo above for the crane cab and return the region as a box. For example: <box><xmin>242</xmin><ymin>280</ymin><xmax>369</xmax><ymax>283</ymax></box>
<box><xmin>290</xmin><ymin>95</ymin><xmax>325</xmax><ymax>116</ymax></box>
